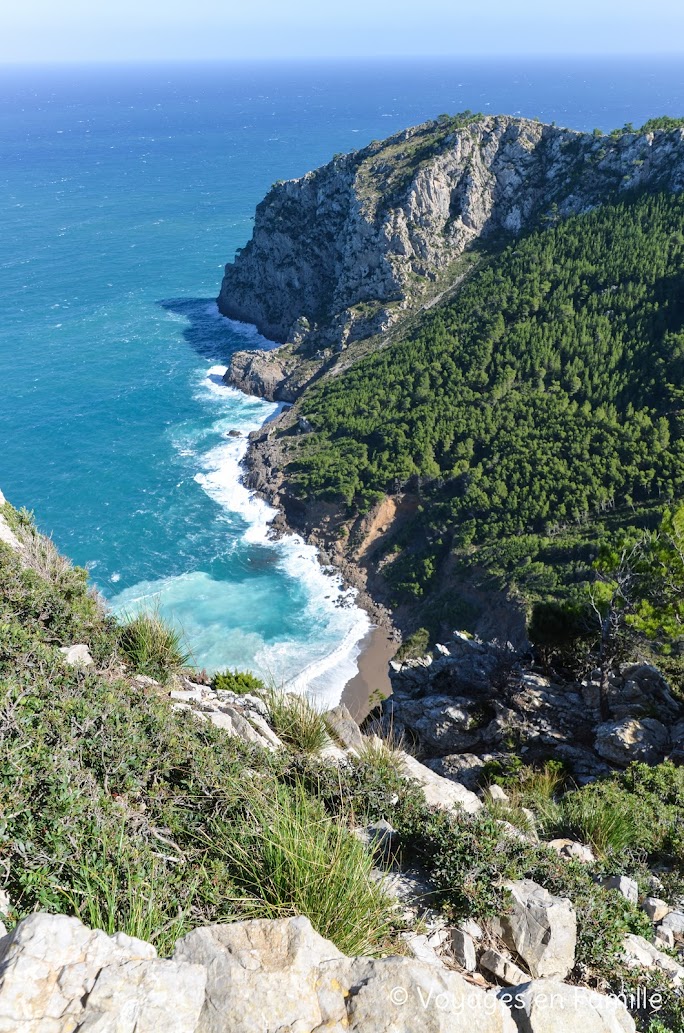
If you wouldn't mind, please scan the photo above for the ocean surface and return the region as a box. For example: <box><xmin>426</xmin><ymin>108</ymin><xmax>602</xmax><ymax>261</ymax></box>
<box><xmin>1</xmin><ymin>58</ymin><xmax>684</xmax><ymax>702</ymax></box>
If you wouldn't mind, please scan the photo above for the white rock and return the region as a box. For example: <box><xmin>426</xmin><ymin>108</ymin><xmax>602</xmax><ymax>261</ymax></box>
<box><xmin>77</xmin><ymin>957</ymin><xmax>206</xmax><ymax>1032</ymax></box>
<box><xmin>174</xmin><ymin>916</ymin><xmax>343</xmax><ymax>1033</ymax></box>
<box><xmin>548</xmin><ymin>839</ymin><xmax>596</xmax><ymax>864</ymax></box>
<box><xmin>0</xmin><ymin>514</ymin><xmax>19</xmax><ymax>551</ymax></box>
<box><xmin>623</xmin><ymin>933</ymin><xmax>684</xmax><ymax>984</ymax></box>
<box><xmin>655</xmin><ymin>925</ymin><xmax>675</xmax><ymax>949</ymax></box>
<box><xmin>0</xmin><ymin>913</ymin><xmax>157</xmax><ymax>1033</ymax></box>
<box><xmin>243</xmin><ymin>710</ymin><xmax>283</xmax><ymax>748</ymax></box>
<box><xmin>599</xmin><ymin>875</ymin><xmax>639</xmax><ymax>905</ymax></box>
<box><xmin>170</xmin><ymin>688</ymin><xmax>205</xmax><ymax>703</ymax></box>
<box><xmin>319</xmin><ymin>743</ymin><xmax>350</xmax><ymax>763</ymax></box>
<box><xmin>325</xmin><ymin>954</ymin><xmax>517</xmax><ymax>1032</ymax></box>
<box><xmin>490</xmin><ymin>879</ymin><xmax>577</xmax><ymax>979</ymax></box>
<box><xmin>642</xmin><ymin>897</ymin><xmax>671</xmax><ymax>924</ymax></box>
<box><xmin>59</xmin><ymin>644</ymin><xmax>94</xmax><ymax>668</ymax></box>
<box><xmin>400</xmin><ymin>753</ymin><xmax>483</xmax><ymax>813</ymax></box>
<box><xmin>660</xmin><ymin>909</ymin><xmax>684</xmax><ymax>939</ymax></box>
<box><xmin>479</xmin><ymin>948</ymin><xmax>529</xmax><ymax>986</ymax></box>
<box><xmin>452</xmin><ymin>928</ymin><xmax>477</xmax><ymax>972</ymax></box>
<box><xmin>401</xmin><ymin>932</ymin><xmax>446</xmax><ymax>967</ymax></box>
<box><xmin>459</xmin><ymin>918</ymin><xmax>484</xmax><ymax>941</ymax></box>
<box><xmin>132</xmin><ymin>674</ymin><xmax>161</xmax><ymax>689</ymax></box>
<box><xmin>499</xmin><ymin>978</ymin><xmax>636</xmax><ymax>1032</ymax></box>
<box><xmin>0</xmin><ymin>889</ymin><xmax>11</xmax><ymax>919</ymax></box>
<box><xmin>488</xmin><ymin>785</ymin><xmax>510</xmax><ymax>803</ymax></box>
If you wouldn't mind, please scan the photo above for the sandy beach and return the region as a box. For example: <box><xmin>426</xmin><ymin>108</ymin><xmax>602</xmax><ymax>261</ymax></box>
<box><xmin>340</xmin><ymin>625</ymin><xmax>397</xmax><ymax>723</ymax></box>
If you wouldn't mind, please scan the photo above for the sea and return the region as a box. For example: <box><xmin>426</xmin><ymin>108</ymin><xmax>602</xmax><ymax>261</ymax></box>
<box><xmin>1</xmin><ymin>57</ymin><xmax>683</xmax><ymax>704</ymax></box>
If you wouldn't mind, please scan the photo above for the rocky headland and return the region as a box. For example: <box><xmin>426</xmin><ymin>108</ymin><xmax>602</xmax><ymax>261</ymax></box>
<box><xmin>216</xmin><ymin>114</ymin><xmax>684</xmax><ymax>650</ymax></box>
<box><xmin>219</xmin><ymin>114</ymin><xmax>684</xmax><ymax>395</ymax></box>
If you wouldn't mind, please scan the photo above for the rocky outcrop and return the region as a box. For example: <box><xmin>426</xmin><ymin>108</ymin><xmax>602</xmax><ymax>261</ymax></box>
<box><xmin>0</xmin><ymin>912</ymin><xmax>643</xmax><ymax>1033</ymax></box>
<box><xmin>0</xmin><ymin>491</ymin><xmax>20</xmax><ymax>552</ymax></box>
<box><xmin>499</xmin><ymin>980</ymin><xmax>636</xmax><ymax>1033</ymax></box>
<box><xmin>385</xmin><ymin>635</ymin><xmax>684</xmax><ymax>783</ymax></box>
<box><xmin>221</xmin><ymin>349</ymin><xmax>293</xmax><ymax>402</ymax></box>
<box><xmin>218</xmin><ymin>115</ymin><xmax>684</xmax><ymax>361</ymax></box>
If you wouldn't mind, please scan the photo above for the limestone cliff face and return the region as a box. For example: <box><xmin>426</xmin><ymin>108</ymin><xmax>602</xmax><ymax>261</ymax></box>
<box><xmin>218</xmin><ymin>114</ymin><xmax>684</xmax><ymax>356</ymax></box>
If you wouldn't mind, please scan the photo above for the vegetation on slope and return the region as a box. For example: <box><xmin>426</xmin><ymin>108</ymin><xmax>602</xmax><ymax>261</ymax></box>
<box><xmin>0</xmin><ymin>503</ymin><xmax>397</xmax><ymax>957</ymax></box>
<box><xmin>1</xmin><ymin>502</ymin><xmax>684</xmax><ymax>1027</ymax></box>
<box><xmin>285</xmin><ymin>191</ymin><xmax>684</xmax><ymax>635</ymax></box>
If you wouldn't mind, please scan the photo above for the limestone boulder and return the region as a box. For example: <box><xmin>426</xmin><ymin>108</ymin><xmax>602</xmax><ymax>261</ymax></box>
<box><xmin>480</xmin><ymin>949</ymin><xmax>529</xmax><ymax>987</ymax></box>
<box><xmin>400</xmin><ymin>753</ymin><xmax>483</xmax><ymax>813</ymax></box>
<box><xmin>499</xmin><ymin>978</ymin><xmax>635</xmax><ymax>1032</ymax></box>
<box><xmin>489</xmin><ymin>880</ymin><xmax>577</xmax><ymax>980</ymax></box>
<box><xmin>323</xmin><ymin>955</ymin><xmax>517</xmax><ymax>1033</ymax></box>
<box><xmin>59</xmin><ymin>644</ymin><xmax>94</xmax><ymax>668</ymax></box>
<box><xmin>547</xmin><ymin>839</ymin><xmax>595</xmax><ymax>864</ymax></box>
<box><xmin>78</xmin><ymin>957</ymin><xmax>206</xmax><ymax>1032</ymax></box>
<box><xmin>173</xmin><ymin>916</ymin><xmax>343</xmax><ymax>1033</ymax></box>
<box><xmin>598</xmin><ymin>875</ymin><xmax>639</xmax><ymax>905</ymax></box>
<box><xmin>622</xmin><ymin>933</ymin><xmax>684</xmax><ymax>984</ymax></box>
<box><xmin>660</xmin><ymin>909</ymin><xmax>684</xmax><ymax>939</ymax></box>
<box><xmin>0</xmin><ymin>913</ymin><xmax>205</xmax><ymax>1033</ymax></box>
<box><xmin>323</xmin><ymin>704</ymin><xmax>364</xmax><ymax>752</ymax></box>
<box><xmin>642</xmin><ymin>897</ymin><xmax>670</xmax><ymax>924</ymax></box>
<box><xmin>594</xmin><ymin>717</ymin><xmax>670</xmax><ymax>766</ymax></box>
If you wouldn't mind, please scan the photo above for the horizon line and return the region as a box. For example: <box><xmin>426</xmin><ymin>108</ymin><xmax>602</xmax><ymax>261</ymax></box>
<box><xmin>2</xmin><ymin>52</ymin><xmax>684</xmax><ymax>67</ymax></box>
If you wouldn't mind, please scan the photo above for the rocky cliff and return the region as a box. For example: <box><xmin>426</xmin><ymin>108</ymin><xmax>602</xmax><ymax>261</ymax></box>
<box><xmin>219</xmin><ymin>114</ymin><xmax>684</xmax><ymax>370</ymax></box>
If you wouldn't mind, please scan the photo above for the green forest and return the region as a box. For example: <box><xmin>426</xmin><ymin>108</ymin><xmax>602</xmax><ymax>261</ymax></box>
<box><xmin>285</xmin><ymin>191</ymin><xmax>684</xmax><ymax>617</ymax></box>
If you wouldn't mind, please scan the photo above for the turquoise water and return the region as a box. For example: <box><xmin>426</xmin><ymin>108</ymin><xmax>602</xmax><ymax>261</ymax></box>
<box><xmin>2</xmin><ymin>59</ymin><xmax>684</xmax><ymax>701</ymax></box>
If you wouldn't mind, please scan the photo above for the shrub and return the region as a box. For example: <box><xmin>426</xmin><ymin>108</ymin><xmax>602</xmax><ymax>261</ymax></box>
<box><xmin>211</xmin><ymin>668</ymin><xmax>265</xmax><ymax>694</ymax></box>
<box><xmin>117</xmin><ymin>609</ymin><xmax>190</xmax><ymax>683</ymax></box>
<box><xmin>395</xmin><ymin>627</ymin><xmax>430</xmax><ymax>660</ymax></box>
<box><xmin>355</xmin><ymin>737</ymin><xmax>406</xmax><ymax>779</ymax></box>
<box><xmin>555</xmin><ymin>790</ymin><xmax>641</xmax><ymax>858</ymax></box>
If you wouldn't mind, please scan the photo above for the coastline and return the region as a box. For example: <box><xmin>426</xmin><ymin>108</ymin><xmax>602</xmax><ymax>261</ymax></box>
<box><xmin>217</xmin><ymin>340</ymin><xmax>397</xmax><ymax>715</ymax></box>
<box><xmin>340</xmin><ymin>625</ymin><xmax>397</xmax><ymax>723</ymax></box>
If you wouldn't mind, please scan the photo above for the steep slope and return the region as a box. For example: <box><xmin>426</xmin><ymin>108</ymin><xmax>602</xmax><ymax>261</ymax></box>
<box><xmin>219</xmin><ymin>113</ymin><xmax>684</xmax><ymax>388</ymax></box>
<box><xmin>217</xmin><ymin>115</ymin><xmax>684</xmax><ymax>641</ymax></box>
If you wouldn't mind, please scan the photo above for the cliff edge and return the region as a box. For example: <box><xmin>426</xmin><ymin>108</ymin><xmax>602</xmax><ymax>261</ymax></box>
<box><xmin>218</xmin><ymin>113</ymin><xmax>684</xmax><ymax>380</ymax></box>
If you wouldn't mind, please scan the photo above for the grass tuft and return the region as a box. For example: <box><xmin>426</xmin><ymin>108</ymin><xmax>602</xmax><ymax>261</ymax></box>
<box><xmin>264</xmin><ymin>689</ymin><xmax>331</xmax><ymax>754</ymax></box>
<box><xmin>118</xmin><ymin>608</ymin><xmax>190</xmax><ymax>683</ymax></box>
<box><xmin>212</xmin><ymin>778</ymin><xmax>398</xmax><ymax>956</ymax></box>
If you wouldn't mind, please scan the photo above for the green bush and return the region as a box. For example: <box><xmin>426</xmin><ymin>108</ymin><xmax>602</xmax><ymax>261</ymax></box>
<box><xmin>395</xmin><ymin>627</ymin><xmax>430</xmax><ymax>660</ymax></box>
<box><xmin>211</xmin><ymin>668</ymin><xmax>265</xmax><ymax>694</ymax></box>
<box><xmin>117</xmin><ymin>609</ymin><xmax>190</xmax><ymax>683</ymax></box>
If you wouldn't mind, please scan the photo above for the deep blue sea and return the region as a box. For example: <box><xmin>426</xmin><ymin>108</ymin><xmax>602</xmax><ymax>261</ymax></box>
<box><xmin>2</xmin><ymin>58</ymin><xmax>684</xmax><ymax>701</ymax></box>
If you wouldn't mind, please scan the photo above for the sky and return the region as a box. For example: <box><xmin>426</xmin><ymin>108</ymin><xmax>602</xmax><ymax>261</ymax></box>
<box><xmin>3</xmin><ymin>0</ymin><xmax>684</xmax><ymax>63</ymax></box>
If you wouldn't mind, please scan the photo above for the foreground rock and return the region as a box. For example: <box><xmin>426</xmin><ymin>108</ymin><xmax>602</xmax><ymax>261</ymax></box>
<box><xmin>499</xmin><ymin>979</ymin><xmax>636</xmax><ymax>1033</ymax></box>
<box><xmin>0</xmin><ymin>912</ymin><xmax>206</xmax><ymax>1033</ymax></box>
<box><xmin>0</xmin><ymin>912</ymin><xmax>642</xmax><ymax>1032</ymax></box>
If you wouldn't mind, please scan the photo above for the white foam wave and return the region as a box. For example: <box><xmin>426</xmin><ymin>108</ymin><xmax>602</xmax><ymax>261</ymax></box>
<box><xmin>171</xmin><ymin>361</ymin><xmax>372</xmax><ymax>704</ymax></box>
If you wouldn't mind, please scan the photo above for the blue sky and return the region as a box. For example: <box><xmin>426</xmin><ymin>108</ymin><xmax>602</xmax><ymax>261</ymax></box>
<box><xmin>4</xmin><ymin>0</ymin><xmax>684</xmax><ymax>62</ymax></box>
